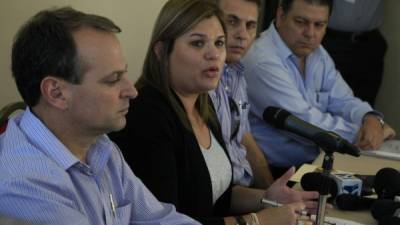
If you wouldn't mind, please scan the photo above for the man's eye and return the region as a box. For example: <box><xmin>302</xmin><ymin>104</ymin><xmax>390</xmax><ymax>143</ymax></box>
<box><xmin>315</xmin><ymin>23</ymin><xmax>326</xmax><ymax>29</ymax></box>
<box><xmin>228</xmin><ymin>19</ymin><xmax>238</xmax><ymax>26</ymax></box>
<box><xmin>247</xmin><ymin>22</ymin><xmax>257</xmax><ymax>30</ymax></box>
<box><xmin>104</xmin><ymin>75</ymin><xmax>122</xmax><ymax>85</ymax></box>
<box><xmin>105</xmin><ymin>79</ymin><xmax>119</xmax><ymax>85</ymax></box>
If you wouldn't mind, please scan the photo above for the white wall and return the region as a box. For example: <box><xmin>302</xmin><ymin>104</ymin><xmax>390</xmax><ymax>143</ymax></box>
<box><xmin>0</xmin><ymin>0</ymin><xmax>167</xmax><ymax>106</ymax></box>
<box><xmin>376</xmin><ymin>0</ymin><xmax>400</xmax><ymax>133</ymax></box>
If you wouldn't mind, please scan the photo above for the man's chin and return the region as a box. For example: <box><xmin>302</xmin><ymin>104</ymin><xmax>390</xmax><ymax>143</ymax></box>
<box><xmin>226</xmin><ymin>54</ymin><xmax>242</xmax><ymax>64</ymax></box>
<box><xmin>108</xmin><ymin>119</ymin><xmax>127</xmax><ymax>133</ymax></box>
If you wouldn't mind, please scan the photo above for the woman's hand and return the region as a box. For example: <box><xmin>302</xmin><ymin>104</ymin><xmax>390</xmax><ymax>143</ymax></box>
<box><xmin>257</xmin><ymin>202</ymin><xmax>312</xmax><ymax>225</ymax></box>
<box><xmin>264</xmin><ymin>167</ymin><xmax>319</xmax><ymax>207</ymax></box>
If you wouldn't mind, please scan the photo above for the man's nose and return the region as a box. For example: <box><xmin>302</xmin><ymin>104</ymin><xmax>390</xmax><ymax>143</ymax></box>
<box><xmin>121</xmin><ymin>77</ymin><xmax>138</xmax><ymax>99</ymax></box>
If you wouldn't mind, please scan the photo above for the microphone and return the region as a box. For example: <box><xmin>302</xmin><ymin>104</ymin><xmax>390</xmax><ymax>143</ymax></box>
<box><xmin>301</xmin><ymin>172</ymin><xmax>364</xmax><ymax>199</ymax></box>
<box><xmin>374</xmin><ymin>168</ymin><xmax>400</xmax><ymax>199</ymax></box>
<box><xmin>371</xmin><ymin>199</ymin><xmax>400</xmax><ymax>220</ymax></box>
<box><xmin>301</xmin><ymin>172</ymin><xmax>338</xmax><ymax>199</ymax></box>
<box><xmin>335</xmin><ymin>194</ymin><xmax>376</xmax><ymax>211</ymax></box>
<box><xmin>263</xmin><ymin>107</ymin><xmax>360</xmax><ymax>156</ymax></box>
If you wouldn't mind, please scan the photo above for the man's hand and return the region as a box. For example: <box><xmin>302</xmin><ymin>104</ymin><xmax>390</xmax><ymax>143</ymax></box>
<box><xmin>383</xmin><ymin>123</ymin><xmax>396</xmax><ymax>140</ymax></box>
<box><xmin>355</xmin><ymin>115</ymin><xmax>385</xmax><ymax>150</ymax></box>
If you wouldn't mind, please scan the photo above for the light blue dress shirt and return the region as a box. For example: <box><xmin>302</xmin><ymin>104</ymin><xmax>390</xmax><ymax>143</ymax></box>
<box><xmin>0</xmin><ymin>108</ymin><xmax>200</xmax><ymax>225</ymax></box>
<box><xmin>242</xmin><ymin>24</ymin><xmax>373</xmax><ymax>167</ymax></box>
<box><xmin>209</xmin><ymin>63</ymin><xmax>253</xmax><ymax>186</ymax></box>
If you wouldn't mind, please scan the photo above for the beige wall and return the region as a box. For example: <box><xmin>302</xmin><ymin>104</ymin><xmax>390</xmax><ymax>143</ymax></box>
<box><xmin>377</xmin><ymin>0</ymin><xmax>400</xmax><ymax>133</ymax></box>
<box><xmin>0</xmin><ymin>0</ymin><xmax>167</xmax><ymax>106</ymax></box>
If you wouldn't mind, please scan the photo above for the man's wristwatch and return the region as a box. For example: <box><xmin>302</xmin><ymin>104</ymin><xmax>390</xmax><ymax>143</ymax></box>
<box><xmin>376</xmin><ymin>116</ymin><xmax>385</xmax><ymax>128</ymax></box>
<box><xmin>235</xmin><ymin>216</ymin><xmax>248</xmax><ymax>225</ymax></box>
<box><xmin>364</xmin><ymin>112</ymin><xmax>385</xmax><ymax>128</ymax></box>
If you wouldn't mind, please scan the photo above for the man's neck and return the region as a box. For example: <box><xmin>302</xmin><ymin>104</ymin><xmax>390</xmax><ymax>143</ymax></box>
<box><xmin>32</xmin><ymin>106</ymin><xmax>96</xmax><ymax>162</ymax></box>
<box><xmin>299</xmin><ymin>57</ymin><xmax>306</xmax><ymax>75</ymax></box>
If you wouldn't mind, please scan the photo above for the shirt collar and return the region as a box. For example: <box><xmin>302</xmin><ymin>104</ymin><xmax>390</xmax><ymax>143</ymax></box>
<box><xmin>268</xmin><ymin>23</ymin><xmax>294</xmax><ymax>60</ymax></box>
<box><xmin>19</xmin><ymin>108</ymin><xmax>111</xmax><ymax>173</ymax></box>
<box><xmin>227</xmin><ymin>61</ymin><xmax>244</xmax><ymax>73</ymax></box>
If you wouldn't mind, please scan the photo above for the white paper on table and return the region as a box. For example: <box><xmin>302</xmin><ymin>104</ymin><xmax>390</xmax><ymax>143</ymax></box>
<box><xmin>323</xmin><ymin>216</ymin><xmax>366</xmax><ymax>225</ymax></box>
<box><xmin>361</xmin><ymin>139</ymin><xmax>400</xmax><ymax>161</ymax></box>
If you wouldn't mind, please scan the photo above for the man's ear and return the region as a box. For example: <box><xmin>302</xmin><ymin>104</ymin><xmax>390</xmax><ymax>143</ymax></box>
<box><xmin>153</xmin><ymin>41</ymin><xmax>164</xmax><ymax>60</ymax></box>
<box><xmin>40</xmin><ymin>76</ymin><xmax>69</xmax><ymax>110</ymax></box>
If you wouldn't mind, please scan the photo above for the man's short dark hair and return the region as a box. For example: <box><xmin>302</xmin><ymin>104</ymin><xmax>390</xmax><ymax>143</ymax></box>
<box><xmin>12</xmin><ymin>7</ymin><xmax>121</xmax><ymax>107</ymax></box>
<box><xmin>280</xmin><ymin>0</ymin><xmax>333</xmax><ymax>16</ymax></box>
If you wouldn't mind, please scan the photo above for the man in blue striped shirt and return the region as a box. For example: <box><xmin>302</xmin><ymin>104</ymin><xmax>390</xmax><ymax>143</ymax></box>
<box><xmin>0</xmin><ymin>7</ymin><xmax>199</xmax><ymax>225</ymax></box>
<box><xmin>209</xmin><ymin>0</ymin><xmax>275</xmax><ymax>189</ymax></box>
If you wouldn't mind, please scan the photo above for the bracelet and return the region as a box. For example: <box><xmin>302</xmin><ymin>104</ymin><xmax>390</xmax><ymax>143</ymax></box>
<box><xmin>250</xmin><ymin>213</ymin><xmax>260</xmax><ymax>225</ymax></box>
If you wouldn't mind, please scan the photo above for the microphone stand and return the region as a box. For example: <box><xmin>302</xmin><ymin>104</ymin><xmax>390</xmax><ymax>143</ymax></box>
<box><xmin>315</xmin><ymin>150</ymin><xmax>334</xmax><ymax>225</ymax></box>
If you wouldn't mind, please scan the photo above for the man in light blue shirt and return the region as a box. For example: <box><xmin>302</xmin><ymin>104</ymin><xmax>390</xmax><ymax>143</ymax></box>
<box><xmin>209</xmin><ymin>0</ymin><xmax>274</xmax><ymax>188</ymax></box>
<box><xmin>0</xmin><ymin>7</ymin><xmax>199</xmax><ymax>225</ymax></box>
<box><xmin>242</xmin><ymin>0</ymin><xmax>396</xmax><ymax>178</ymax></box>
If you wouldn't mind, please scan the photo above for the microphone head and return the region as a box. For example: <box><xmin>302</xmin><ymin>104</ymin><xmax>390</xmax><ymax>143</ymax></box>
<box><xmin>374</xmin><ymin>168</ymin><xmax>400</xmax><ymax>199</ymax></box>
<box><xmin>335</xmin><ymin>194</ymin><xmax>375</xmax><ymax>211</ymax></box>
<box><xmin>371</xmin><ymin>199</ymin><xmax>400</xmax><ymax>220</ymax></box>
<box><xmin>379</xmin><ymin>216</ymin><xmax>400</xmax><ymax>225</ymax></box>
<box><xmin>301</xmin><ymin>172</ymin><xmax>338</xmax><ymax>199</ymax></box>
<box><xmin>313</xmin><ymin>132</ymin><xmax>360</xmax><ymax>156</ymax></box>
<box><xmin>262</xmin><ymin>106</ymin><xmax>291</xmax><ymax>129</ymax></box>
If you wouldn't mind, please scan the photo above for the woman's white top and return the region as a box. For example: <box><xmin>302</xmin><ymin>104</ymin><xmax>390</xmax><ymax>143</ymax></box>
<box><xmin>199</xmin><ymin>131</ymin><xmax>232</xmax><ymax>205</ymax></box>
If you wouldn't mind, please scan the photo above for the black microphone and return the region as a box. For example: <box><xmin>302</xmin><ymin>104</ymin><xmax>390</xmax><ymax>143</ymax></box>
<box><xmin>263</xmin><ymin>107</ymin><xmax>360</xmax><ymax>156</ymax></box>
<box><xmin>301</xmin><ymin>172</ymin><xmax>338</xmax><ymax>199</ymax></box>
<box><xmin>371</xmin><ymin>199</ymin><xmax>400</xmax><ymax>220</ymax></box>
<box><xmin>301</xmin><ymin>172</ymin><xmax>374</xmax><ymax>199</ymax></box>
<box><xmin>378</xmin><ymin>216</ymin><xmax>400</xmax><ymax>225</ymax></box>
<box><xmin>335</xmin><ymin>194</ymin><xmax>376</xmax><ymax>211</ymax></box>
<box><xmin>374</xmin><ymin>168</ymin><xmax>400</xmax><ymax>199</ymax></box>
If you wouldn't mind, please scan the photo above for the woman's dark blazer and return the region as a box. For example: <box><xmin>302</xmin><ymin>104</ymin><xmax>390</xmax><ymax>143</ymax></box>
<box><xmin>109</xmin><ymin>85</ymin><xmax>233</xmax><ymax>225</ymax></box>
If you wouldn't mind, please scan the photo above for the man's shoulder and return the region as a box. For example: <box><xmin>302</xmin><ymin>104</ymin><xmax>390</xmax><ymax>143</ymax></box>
<box><xmin>0</xmin><ymin>119</ymin><xmax>68</xmax><ymax>184</ymax></box>
<box><xmin>243</xmin><ymin>32</ymin><xmax>282</xmax><ymax>68</ymax></box>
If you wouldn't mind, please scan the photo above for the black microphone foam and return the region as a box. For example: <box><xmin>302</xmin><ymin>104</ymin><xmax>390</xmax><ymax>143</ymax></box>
<box><xmin>371</xmin><ymin>199</ymin><xmax>400</xmax><ymax>220</ymax></box>
<box><xmin>379</xmin><ymin>216</ymin><xmax>400</xmax><ymax>225</ymax></box>
<box><xmin>335</xmin><ymin>194</ymin><xmax>375</xmax><ymax>211</ymax></box>
<box><xmin>263</xmin><ymin>107</ymin><xmax>360</xmax><ymax>156</ymax></box>
<box><xmin>374</xmin><ymin>167</ymin><xmax>400</xmax><ymax>199</ymax></box>
<box><xmin>301</xmin><ymin>172</ymin><xmax>338</xmax><ymax>199</ymax></box>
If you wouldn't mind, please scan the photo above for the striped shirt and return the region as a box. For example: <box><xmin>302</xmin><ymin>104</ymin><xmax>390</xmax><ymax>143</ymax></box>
<box><xmin>209</xmin><ymin>63</ymin><xmax>253</xmax><ymax>186</ymax></box>
<box><xmin>0</xmin><ymin>108</ymin><xmax>199</xmax><ymax>225</ymax></box>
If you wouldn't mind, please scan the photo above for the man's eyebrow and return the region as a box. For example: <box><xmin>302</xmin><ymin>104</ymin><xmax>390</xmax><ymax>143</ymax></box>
<box><xmin>107</xmin><ymin>64</ymin><xmax>128</xmax><ymax>77</ymax></box>
<box><xmin>226</xmin><ymin>14</ymin><xmax>240</xmax><ymax>21</ymax></box>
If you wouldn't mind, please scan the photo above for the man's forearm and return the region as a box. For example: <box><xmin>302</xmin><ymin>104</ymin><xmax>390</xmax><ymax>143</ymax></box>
<box><xmin>241</xmin><ymin>132</ymin><xmax>274</xmax><ymax>188</ymax></box>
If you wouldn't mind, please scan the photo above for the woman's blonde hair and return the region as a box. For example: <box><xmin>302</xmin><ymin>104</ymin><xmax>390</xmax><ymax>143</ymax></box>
<box><xmin>137</xmin><ymin>0</ymin><xmax>226</xmax><ymax>131</ymax></box>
